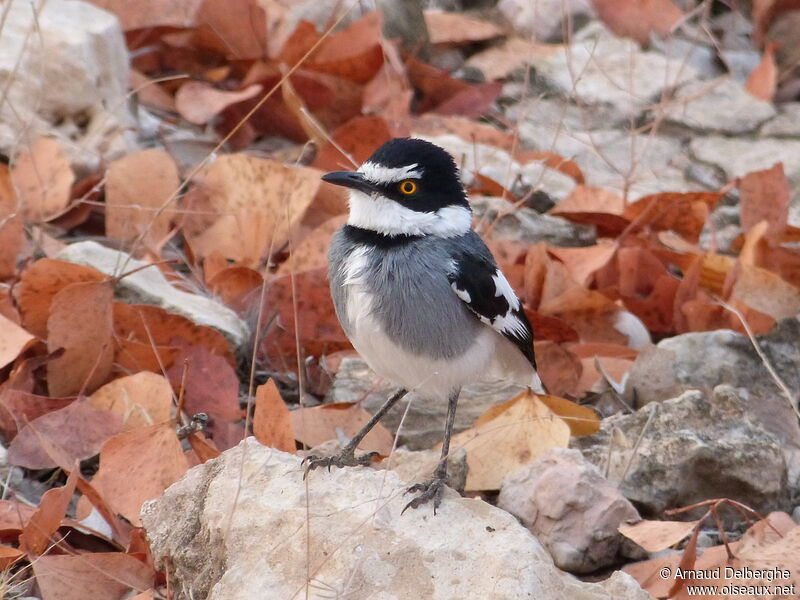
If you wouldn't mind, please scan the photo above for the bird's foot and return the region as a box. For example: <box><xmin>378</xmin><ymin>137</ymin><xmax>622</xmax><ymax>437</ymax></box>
<box><xmin>402</xmin><ymin>474</ymin><xmax>447</xmax><ymax>515</ymax></box>
<box><xmin>302</xmin><ymin>449</ymin><xmax>379</xmax><ymax>478</ymax></box>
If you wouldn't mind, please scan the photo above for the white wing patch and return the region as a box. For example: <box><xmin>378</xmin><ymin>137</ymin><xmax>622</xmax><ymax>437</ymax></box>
<box><xmin>359</xmin><ymin>162</ymin><xmax>424</xmax><ymax>184</ymax></box>
<box><xmin>450</xmin><ymin>282</ymin><xmax>471</xmax><ymax>303</ymax></box>
<box><xmin>492</xmin><ymin>271</ymin><xmax>521</xmax><ymax>311</ymax></box>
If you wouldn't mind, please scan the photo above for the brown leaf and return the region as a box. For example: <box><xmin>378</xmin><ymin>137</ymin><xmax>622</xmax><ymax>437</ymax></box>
<box><xmin>113</xmin><ymin>302</ymin><xmax>235</xmax><ymax>367</ymax></box>
<box><xmin>0</xmin><ymin>314</ymin><xmax>35</xmax><ymax>370</ymax></box>
<box><xmin>668</xmin><ymin>523</ymin><xmax>700</xmax><ymax>597</ymax></box>
<box><xmin>465</xmin><ymin>37</ymin><xmax>558</xmax><ymax>81</ymax></box>
<box><xmin>0</xmin><ymin>389</ymin><xmax>73</xmax><ymax>439</ymax></box>
<box><xmin>739</xmin><ymin>162</ymin><xmax>789</xmax><ymax>237</ymax></box>
<box><xmin>192</xmin><ymin>0</ymin><xmax>267</xmax><ymax>59</ymax></box>
<box><xmin>452</xmin><ymin>390</ymin><xmax>570</xmax><ymax>491</ymax></box>
<box><xmin>278</xmin><ymin>214</ymin><xmax>347</xmax><ymax>274</ymax></box>
<box><xmin>16</xmin><ymin>258</ymin><xmax>105</xmax><ymax>339</ymax></box>
<box><xmin>89</xmin><ymin>372</ymin><xmax>173</xmax><ymax>431</ymax></box>
<box><xmin>592</xmin><ymin>0</ymin><xmax>683</xmax><ymax>45</ymax></box>
<box><xmin>0</xmin><ymin>499</ymin><xmax>37</xmax><ymax>531</ymax></box>
<box><xmin>433</xmin><ymin>81</ymin><xmax>503</xmax><ymax>118</ymax></box>
<box><xmin>536</xmin><ymin>393</ymin><xmax>600</xmax><ymax>437</ymax></box>
<box><xmin>47</xmin><ymin>280</ymin><xmax>114</xmax><ymax>397</ymax></box>
<box><xmin>253</xmin><ymin>379</ymin><xmax>295</xmax><ymax>453</ymax></box>
<box><xmin>0</xmin><ymin>545</ymin><xmax>24</xmax><ymax>569</ymax></box>
<box><xmin>730</xmin><ymin>263</ymin><xmax>800</xmax><ymax>320</ymax></box>
<box><xmin>19</xmin><ymin>467</ymin><xmax>79</xmax><ymax>555</ymax></box>
<box><xmin>184</xmin><ymin>155</ymin><xmax>320</xmax><ymax>266</ymax></box>
<box><xmin>746</xmin><ymin>41</ymin><xmax>778</xmax><ymax>101</ymax></box>
<box><xmin>619</xmin><ymin>519</ymin><xmax>700</xmax><ymax>553</ymax></box>
<box><xmin>91</xmin><ymin>423</ymin><xmax>189</xmax><ymax>526</ymax></box>
<box><xmin>11</xmin><ymin>138</ymin><xmax>75</xmax><ymax>222</ymax></box>
<box><xmin>86</xmin><ymin>0</ymin><xmax>201</xmax><ymax>29</ymax></box>
<box><xmin>533</xmin><ymin>341</ymin><xmax>582</xmax><ymax>398</ymax></box>
<box><xmin>207</xmin><ymin>265</ymin><xmax>264</xmax><ymax>312</ymax></box>
<box><xmin>313</xmin><ymin>115</ymin><xmax>397</xmax><ymax>172</ymax></box>
<box><xmin>550</xmin><ymin>185</ymin><xmax>629</xmax><ymax>237</ymax></box>
<box><xmin>33</xmin><ymin>553</ymin><xmax>154</xmax><ymax>600</ymax></box>
<box><xmin>175</xmin><ymin>82</ymin><xmax>263</xmax><ymax>124</ymax></box>
<box><xmin>624</xmin><ymin>192</ymin><xmax>722</xmax><ymax>242</ymax></box>
<box><xmin>7</xmin><ymin>399</ymin><xmax>123</xmax><ymax>469</ymax></box>
<box><xmin>291</xmin><ymin>402</ymin><xmax>393</xmax><ymax>455</ymax></box>
<box><xmin>423</xmin><ymin>10</ymin><xmax>505</xmax><ymax>45</ymax></box>
<box><xmin>548</xmin><ymin>241</ymin><xmax>618</xmax><ymax>287</ymax></box>
<box><xmin>0</xmin><ymin>164</ymin><xmax>24</xmax><ymax>279</ymax></box>
<box><xmin>129</xmin><ymin>69</ymin><xmax>176</xmax><ymax>112</ymax></box>
<box><xmin>306</xmin><ymin>11</ymin><xmax>384</xmax><ymax>84</ymax></box>
<box><xmin>114</xmin><ymin>338</ymin><xmax>181</xmax><ymax>375</ymax></box>
<box><xmin>105</xmin><ymin>149</ymin><xmax>181</xmax><ymax>248</ymax></box>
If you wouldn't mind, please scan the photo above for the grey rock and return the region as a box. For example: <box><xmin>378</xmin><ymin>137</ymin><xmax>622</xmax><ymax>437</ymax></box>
<box><xmin>506</xmin><ymin>97</ymin><xmax>628</xmax><ymax>143</ymax></box>
<box><xmin>793</xmin><ymin>506</ymin><xmax>800</xmax><ymax>524</ymax></box>
<box><xmin>327</xmin><ymin>357</ymin><xmax>526</xmax><ymax>450</ymax></box>
<box><xmin>661</xmin><ymin>78</ymin><xmax>776</xmax><ymax>134</ymax></box>
<box><xmin>56</xmin><ymin>241</ymin><xmax>250</xmax><ymax>348</ymax></box>
<box><xmin>471</xmin><ymin>196</ymin><xmax>596</xmax><ymax>247</ymax></box>
<box><xmin>141</xmin><ymin>439</ymin><xmax>650</xmax><ymax>600</ymax></box>
<box><xmin>498</xmin><ymin>448</ymin><xmax>640</xmax><ymax>573</ymax></box>
<box><xmin>690</xmin><ymin>137</ymin><xmax>800</xmax><ymax>184</ymax></box>
<box><xmin>498</xmin><ymin>0</ymin><xmax>594</xmax><ymax>42</ymax></box>
<box><xmin>576</xmin><ymin>386</ymin><xmax>791</xmax><ymax>517</ymax></box>
<box><xmin>651</xmin><ymin>36</ymin><xmax>723</xmax><ymax>80</ymax></box>
<box><xmin>0</xmin><ymin>0</ymin><xmax>136</xmax><ymax>172</ymax></box>
<box><xmin>529</xmin><ymin>30</ymin><xmax>697</xmax><ymax>121</ymax></box>
<box><xmin>761</xmin><ymin>103</ymin><xmax>800</xmax><ymax>137</ymax></box>
<box><xmin>720</xmin><ymin>49</ymin><xmax>763</xmax><ymax>83</ymax></box>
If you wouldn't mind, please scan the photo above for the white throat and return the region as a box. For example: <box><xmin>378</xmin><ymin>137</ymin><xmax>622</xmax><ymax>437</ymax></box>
<box><xmin>347</xmin><ymin>190</ymin><xmax>472</xmax><ymax>238</ymax></box>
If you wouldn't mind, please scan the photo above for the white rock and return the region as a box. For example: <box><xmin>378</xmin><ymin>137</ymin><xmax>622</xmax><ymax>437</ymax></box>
<box><xmin>0</xmin><ymin>0</ymin><xmax>136</xmax><ymax>172</ymax></box>
<box><xmin>662</xmin><ymin>77</ymin><xmax>776</xmax><ymax>134</ymax></box>
<box><xmin>56</xmin><ymin>241</ymin><xmax>250</xmax><ymax>348</ymax></box>
<box><xmin>498</xmin><ymin>448</ymin><xmax>640</xmax><ymax>573</ymax></box>
<box><xmin>498</xmin><ymin>0</ymin><xmax>594</xmax><ymax>42</ymax></box>
<box><xmin>761</xmin><ymin>103</ymin><xmax>800</xmax><ymax>137</ymax></box>
<box><xmin>690</xmin><ymin>137</ymin><xmax>800</xmax><ymax>184</ymax></box>
<box><xmin>529</xmin><ymin>31</ymin><xmax>698</xmax><ymax>120</ymax></box>
<box><xmin>141</xmin><ymin>438</ymin><xmax>650</xmax><ymax>599</ymax></box>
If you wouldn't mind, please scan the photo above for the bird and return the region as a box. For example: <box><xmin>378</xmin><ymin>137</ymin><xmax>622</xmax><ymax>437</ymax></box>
<box><xmin>304</xmin><ymin>137</ymin><xmax>544</xmax><ymax>513</ymax></box>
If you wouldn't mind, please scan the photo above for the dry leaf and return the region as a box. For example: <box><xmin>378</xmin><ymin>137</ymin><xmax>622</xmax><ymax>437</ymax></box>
<box><xmin>207</xmin><ymin>265</ymin><xmax>264</xmax><ymax>311</ymax></box>
<box><xmin>7</xmin><ymin>399</ymin><xmax>123</xmax><ymax>469</ymax></box>
<box><xmin>19</xmin><ymin>468</ymin><xmax>79</xmax><ymax>554</ymax></box>
<box><xmin>86</xmin><ymin>0</ymin><xmax>201</xmax><ymax>29</ymax></box>
<box><xmin>33</xmin><ymin>552</ymin><xmax>154</xmax><ymax>600</ymax></box>
<box><xmin>746</xmin><ymin>41</ymin><xmax>778</xmax><ymax>101</ymax></box>
<box><xmin>11</xmin><ymin>138</ymin><xmax>75</xmax><ymax>222</ymax></box>
<box><xmin>16</xmin><ymin>258</ymin><xmax>105</xmax><ymax>339</ymax></box>
<box><xmin>0</xmin><ymin>164</ymin><xmax>24</xmax><ymax>279</ymax></box>
<box><xmin>0</xmin><ymin>545</ymin><xmax>24</xmax><ymax>569</ymax></box>
<box><xmin>306</xmin><ymin>11</ymin><xmax>384</xmax><ymax>84</ymax></box>
<box><xmin>592</xmin><ymin>0</ymin><xmax>683</xmax><ymax>45</ymax></box>
<box><xmin>47</xmin><ymin>280</ymin><xmax>114</xmax><ymax>397</ymax></box>
<box><xmin>192</xmin><ymin>0</ymin><xmax>267</xmax><ymax>59</ymax></box>
<box><xmin>313</xmin><ymin>115</ymin><xmax>396</xmax><ymax>172</ymax></box>
<box><xmin>175</xmin><ymin>82</ymin><xmax>263</xmax><ymax>124</ymax></box>
<box><xmin>423</xmin><ymin>10</ymin><xmax>505</xmax><ymax>45</ymax></box>
<box><xmin>253</xmin><ymin>379</ymin><xmax>295</xmax><ymax>452</ymax></box>
<box><xmin>465</xmin><ymin>37</ymin><xmax>558</xmax><ymax>81</ymax></box>
<box><xmin>536</xmin><ymin>393</ymin><xmax>600</xmax><ymax>437</ymax></box>
<box><xmin>105</xmin><ymin>149</ymin><xmax>181</xmax><ymax>248</ymax></box>
<box><xmin>91</xmin><ymin>423</ymin><xmax>189</xmax><ymax>526</ymax></box>
<box><xmin>730</xmin><ymin>263</ymin><xmax>800</xmax><ymax>320</ymax></box>
<box><xmin>548</xmin><ymin>242</ymin><xmax>618</xmax><ymax>287</ymax></box>
<box><xmin>89</xmin><ymin>372</ymin><xmax>174</xmax><ymax>431</ymax></box>
<box><xmin>0</xmin><ymin>498</ymin><xmax>37</xmax><ymax>531</ymax></box>
<box><xmin>619</xmin><ymin>519</ymin><xmax>700</xmax><ymax>553</ymax></box>
<box><xmin>0</xmin><ymin>314</ymin><xmax>35</xmax><ymax>369</ymax></box>
<box><xmin>450</xmin><ymin>390</ymin><xmax>570</xmax><ymax>491</ymax></box>
<box><xmin>290</xmin><ymin>402</ymin><xmax>393</xmax><ymax>455</ymax></box>
<box><xmin>739</xmin><ymin>162</ymin><xmax>789</xmax><ymax>237</ymax></box>
<box><xmin>0</xmin><ymin>389</ymin><xmax>73</xmax><ymax>439</ymax></box>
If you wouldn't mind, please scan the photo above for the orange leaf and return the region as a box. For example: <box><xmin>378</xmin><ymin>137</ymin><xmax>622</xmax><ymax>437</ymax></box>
<box><xmin>33</xmin><ymin>553</ymin><xmax>154</xmax><ymax>600</ymax></box>
<box><xmin>0</xmin><ymin>164</ymin><xmax>24</xmax><ymax>279</ymax></box>
<box><xmin>746</xmin><ymin>41</ymin><xmax>778</xmax><ymax>101</ymax></box>
<box><xmin>548</xmin><ymin>241</ymin><xmax>618</xmax><ymax>287</ymax></box>
<box><xmin>306</xmin><ymin>11</ymin><xmax>384</xmax><ymax>84</ymax></box>
<box><xmin>0</xmin><ymin>314</ymin><xmax>35</xmax><ymax>370</ymax></box>
<box><xmin>11</xmin><ymin>138</ymin><xmax>75</xmax><ymax>222</ymax></box>
<box><xmin>313</xmin><ymin>115</ymin><xmax>397</xmax><ymax>172</ymax></box>
<box><xmin>291</xmin><ymin>402</ymin><xmax>393</xmax><ymax>455</ymax></box>
<box><xmin>89</xmin><ymin>372</ymin><xmax>173</xmax><ymax>431</ymax></box>
<box><xmin>47</xmin><ymin>280</ymin><xmax>114</xmax><ymax>397</ymax></box>
<box><xmin>19</xmin><ymin>467</ymin><xmax>79</xmax><ymax>555</ymax></box>
<box><xmin>593</xmin><ymin>0</ymin><xmax>683</xmax><ymax>45</ymax></box>
<box><xmin>192</xmin><ymin>0</ymin><xmax>267</xmax><ymax>59</ymax></box>
<box><xmin>253</xmin><ymin>379</ymin><xmax>295</xmax><ymax>453</ymax></box>
<box><xmin>424</xmin><ymin>10</ymin><xmax>505</xmax><ymax>45</ymax></box>
<box><xmin>739</xmin><ymin>162</ymin><xmax>789</xmax><ymax>237</ymax></box>
<box><xmin>536</xmin><ymin>393</ymin><xmax>600</xmax><ymax>436</ymax></box>
<box><xmin>619</xmin><ymin>519</ymin><xmax>700</xmax><ymax>553</ymax></box>
<box><xmin>624</xmin><ymin>192</ymin><xmax>722</xmax><ymax>242</ymax></box>
<box><xmin>0</xmin><ymin>545</ymin><xmax>24</xmax><ymax>569</ymax></box>
<box><xmin>175</xmin><ymin>82</ymin><xmax>263</xmax><ymax>124</ymax></box>
<box><xmin>91</xmin><ymin>423</ymin><xmax>189</xmax><ymax>526</ymax></box>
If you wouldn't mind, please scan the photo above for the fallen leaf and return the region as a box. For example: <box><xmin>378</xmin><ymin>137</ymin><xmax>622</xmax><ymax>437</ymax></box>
<box><xmin>33</xmin><ymin>552</ymin><xmax>154</xmax><ymax>600</ymax></box>
<box><xmin>423</xmin><ymin>10</ymin><xmax>505</xmax><ymax>45</ymax></box>
<box><xmin>114</xmin><ymin>338</ymin><xmax>181</xmax><ymax>374</ymax></box>
<box><xmin>433</xmin><ymin>81</ymin><xmax>504</xmax><ymax>118</ymax></box>
<box><xmin>89</xmin><ymin>372</ymin><xmax>174</xmax><ymax>431</ymax></box>
<box><xmin>184</xmin><ymin>155</ymin><xmax>320</xmax><ymax>266</ymax></box>
<box><xmin>592</xmin><ymin>0</ymin><xmax>683</xmax><ymax>45</ymax></box>
<box><xmin>0</xmin><ymin>164</ymin><xmax>24</xmax><ymax>279</ymax></box>
<box><xmin>548</xmin><ymin>241</ymin><xmax>618</xmax><ymax>287</ymax></box>
<box><xmin>619</xmin><ymin>519</ymin><xmax>701</xmax><ymax>553</ymax></box>
<box><xmin>19</xmin><ymin>468</ymin><xmax>79</xmax><ymax>555</ymax></box>
<box><xmin>465</xmin><ymin>37</ymin><xmax>559</xmax><ymax>81</ymax></box>
<box><xmin>550</xmin><ymin>185</ymin><xmax>629</xmax><ymax>237</ymax></box>
<box><xmin>279</xmin><ymin>214</ymin><xmax>347</xmax><ymax>274</ymax></box>
<box><xmin>313</xmin><ymin>115</ymin><xmax>397</xmax><ymax>172</ymax></box>
<box><xmin>253</xmin><ymin>379</ymin><xmax>295</xmax><ymax>453</ymax></box>
<box><xmin>85</xmin><ymin>0</ymin><xmax>201</xmax><ymax>29</ymax></box>
<box><xmin>306</xmin><ymin>11</ymin><xmax>384</xmax><ymax>84</ymax></box>
<box><xmin>113</xmin><ymin>302</ymin><xmax>235</xmax><ymax>367</ymax></box>
<box><xmin>534</xmin><ymin>341</ymin><xmax>582</xmax><ymax>398</ymax></box>
<box><xmin>207</xmin><ymin>265</ymin><xmax>264</xmax><ymax>312</ymax></box>
<box><xmin>105</xmin><ymin>149</ymin><xmax>181</xmax><ymax>248</ymax></box>
<box><xmin>0</xmin><ymin>499</ymin><xmax>37</xmax><ymax>531</ymax></box>
<box><xmin>47</xmin><ymin>280</ymin><xmax>115</xmax><ymax>397</ymax></box>
<box><xmin>536</xmin><ymin>393</ymin><xmax>600</xmax><ymax>437</ymax></box>
<box><xmin>192</xmin><ymin>0</ymin><xmax>267</xmax><ymax>59</ymax></box>
<box><xmin>451</xmin><ymin>390</ymin><xmax>570</xmax><ymax>491</ymax></box>
<box><xmin>753</xmin><ymin>0</ymin><xmax>800</xmax><ymax>45</ymax></box>
<box><xmin>175</xmin><ymin>82</ymin><xmax>263</xmax><ymax>124</ymax></box>
<box><xmin>129</xmin><ymin>69</ymin><xmax>176</xmax><ymax>112</ymax></box>
<box><xmin>0</xmin><ymin>314</ymin><xmax>35</xmax><ymax>369</ymax></box>
<box><xmin>0</xmin><ymin>545</ymin><xmax>24</xmax><ymax>569</ymax></box>
<box><xmin>290</xmin><ymin>402</ymin><xmax>393</xmax><ymax>455</ymax></box>
<box><xmin>0</xmin><ymin>389</ymin><xmax>73</xmax><ymax>439</ymax></box>
<box><xmin>11</xmin><ymin>138</ymin><xmax>75</xmax><ymax>222</ymax></box>
<box><xmin>739</xmin><ymin>162</ymin><xmax>789</xmax><ymax>237</ymax></box>
<box><xmin>624</xmin><ymin>192</ymin><xmax>722</xmax><ymax>242</ymax></box>
<box><xmin>16</xmin><ymin>258</ymin><xmax>105</xmax><ymax>338</ymax></box>
<box><xmin>7</xmin><ymin>399</ymin><xmax>123</xmax><ymax>469</ymax></box>
<box><xmin>91</xmin><ymin>423</ymin><xmax>189</xmax><ymax>526</ymax></box>
<box><xmin>746</xmin><ymin>41</ymin><xmax>778</xmax><ymax>101</ymax></box>
<box><xmin>730</xmin><ymin>263</ymin><xmax>800</xmax><ymax>320</ymax></box>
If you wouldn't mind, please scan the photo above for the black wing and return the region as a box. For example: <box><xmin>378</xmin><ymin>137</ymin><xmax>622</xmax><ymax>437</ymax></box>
<box><xmin>447</xmin><ymin>246</ymin><xmax>536</xmax><ymax>370</ymax></box>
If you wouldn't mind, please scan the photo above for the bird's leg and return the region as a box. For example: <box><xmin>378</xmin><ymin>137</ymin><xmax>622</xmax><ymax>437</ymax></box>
<box><xmin>402</xmin><ymin>389</ymin><xmax>460</xmax><ymax>515</ymax></box>
<box><xmin>303</xmin><ymin>388</ymin><xmax>408</xmax><ymax>476</ymax></box>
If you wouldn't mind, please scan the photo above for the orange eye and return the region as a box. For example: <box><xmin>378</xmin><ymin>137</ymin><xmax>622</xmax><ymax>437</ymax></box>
<box><xmin>399</xmin><ymin>180</ymin><xmax>417</xmax><ymax>195</ymax></box>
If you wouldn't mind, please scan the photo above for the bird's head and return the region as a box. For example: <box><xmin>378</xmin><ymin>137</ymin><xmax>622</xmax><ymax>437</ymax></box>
<box><xmin>322</xmin><ymin>138</ymin><xmax>471</xmax><ymax>238</ymax></box>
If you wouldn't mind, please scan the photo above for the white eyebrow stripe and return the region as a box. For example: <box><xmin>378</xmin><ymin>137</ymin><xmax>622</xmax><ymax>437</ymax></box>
<box><xmin>359</xmin><ymin>162</ymin><xmax>424</xmax><ymax>184</ymax></box>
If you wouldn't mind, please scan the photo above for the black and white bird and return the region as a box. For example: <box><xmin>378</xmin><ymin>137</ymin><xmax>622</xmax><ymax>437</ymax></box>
<box><xmin>305</xmin><ymin>138</ymin><xmax>544</xmax><ymax>513</ymax></box>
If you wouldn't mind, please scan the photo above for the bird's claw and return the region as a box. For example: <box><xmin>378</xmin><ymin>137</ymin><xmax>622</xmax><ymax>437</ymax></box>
<box><xmin>402</xmin><ymin>477</ymin><xmax>446</xmax><ymax>515</ymax></box>
<box><xmin>302</xmin><ymin>450</ymin><xmax>378</xmax><ymax>478</ymax></box>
